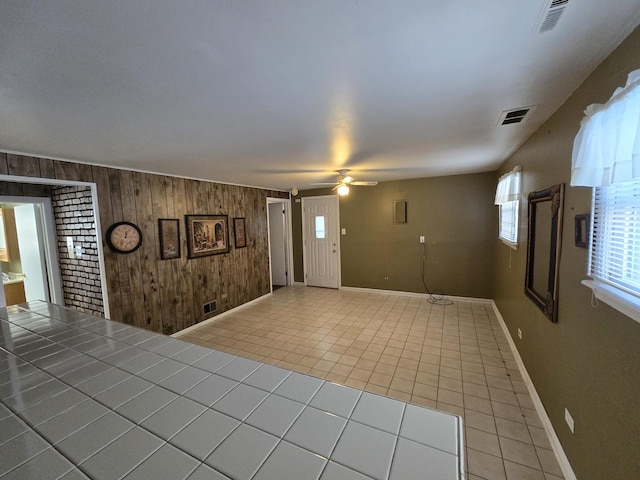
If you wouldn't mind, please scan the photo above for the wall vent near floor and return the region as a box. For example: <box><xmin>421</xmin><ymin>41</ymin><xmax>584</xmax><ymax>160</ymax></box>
<box><xmin>537</xmin><ymin>0</ymin><xmax>569</xmax><ymax>34</ymax></box>
<box><xmin>498</xmin><ymin>106</ymin><xmax>535</xmax><ymax>126</ymax></box>
<box><xmin>202</xmin><ymin>300</ymin><xmax>217</xmax><ymax>319</ymax></box>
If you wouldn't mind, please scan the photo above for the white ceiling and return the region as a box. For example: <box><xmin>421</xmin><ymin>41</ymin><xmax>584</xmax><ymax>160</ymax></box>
<box><xmin>1</xmin><ymin>1</ymin><xmax>639</xmax><ymax>191</ymax></box>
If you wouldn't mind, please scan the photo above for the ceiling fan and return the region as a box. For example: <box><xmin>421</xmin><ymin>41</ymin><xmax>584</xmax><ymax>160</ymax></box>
<box><xmin>311</xmin><ymin>169</ymin><xmax>378</xmax><ymax>196</ymax></box>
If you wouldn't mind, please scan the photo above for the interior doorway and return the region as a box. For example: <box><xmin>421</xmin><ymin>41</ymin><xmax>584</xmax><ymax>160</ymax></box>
<box><xmin>0</xmin><ymin>197</ymin><xmax>63</xmax><ymax>306</ymax></box>
<box><xmin>267</xmin><ymin>198</ymin><xmax>294</xmax><ymax>291</ymax></box>
<box><xmin>0</xmin><ymin>175</ymin><xmax>110</xmax><ymax>317</ymax></box>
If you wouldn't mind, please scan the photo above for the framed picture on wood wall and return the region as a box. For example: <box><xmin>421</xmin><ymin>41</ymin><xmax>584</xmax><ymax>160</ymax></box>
<box><xmin>234</xmin><ymin>217</ymin><xmax>247</xmax><ymax>248</ymax></box>
<box><xmin>185</xmin><ymin>214</ymin><xmax>230</xmax><ymax>258</ymax></box>
<box><xmin>158</xmin><ymin>218</ymin><xmax>180</xmax><ymax>260</ymax></box>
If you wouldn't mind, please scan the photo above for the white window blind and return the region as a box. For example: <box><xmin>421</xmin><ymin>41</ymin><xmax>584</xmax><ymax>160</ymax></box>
<box><xmin>499</xmin><ymin>200</ymin><xmax>519</xmax><ymax>245</ymax></box>
<box><xmin>495</xmin><ymin>166</ymin><xmax>521</xmax><ymax>246</ymax></box>
<box><xmin>590</xmin><ymin>180</ymin><xmax>640</xmax><ymax>299</ymax></box>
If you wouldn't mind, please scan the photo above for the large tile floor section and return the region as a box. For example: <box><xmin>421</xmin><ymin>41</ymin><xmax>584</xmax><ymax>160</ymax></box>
<box><xmin>178</xmin><ymin>286</ymin><xmax>566</xmax><ymax>480</ymax></box>
<box><xmin>0</xmin><ymin>300</ymin><xmax>463</xmax><ymax>479</ymax></box>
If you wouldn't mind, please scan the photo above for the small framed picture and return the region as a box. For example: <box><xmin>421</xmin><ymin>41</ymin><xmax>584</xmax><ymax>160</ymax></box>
<box><xmin>185</xmin><ymin>214</ymin><xmax>230</xmax><ymax>258</ymax></box>
<box><xmin>158</xmin><ymin>218</ymin><xmax>180</xmax><ymax>260</ymax></box>
<box><xmin>234</xmin><ymin>217</ymin><xmax>247</xmax><ymax>248</ymax></box>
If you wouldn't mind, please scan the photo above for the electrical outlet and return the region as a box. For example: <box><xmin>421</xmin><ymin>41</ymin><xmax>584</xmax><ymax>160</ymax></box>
<box><xmin>384</xmin><ymin>275</ymin><xmax>389</xmax><ymax>280</ymax></box>
<box><xmin>565</xmin><ymin>408</ymin><xmax>575</xmax><ymax>433</ymax></box>
<box><xmin>419</xmin><ymin>236</ymin><xmax>425</xmax><ymax>243</ymax></box>
<box><xmin>517</xmin><ymin>328</ymin><xmax>522</xmax><ymax>339</ymax></box>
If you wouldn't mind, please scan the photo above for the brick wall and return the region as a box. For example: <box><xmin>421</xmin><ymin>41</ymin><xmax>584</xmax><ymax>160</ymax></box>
<box><xmin>51</xmin><ymin>186</ymin><xmax>104</xmax><ymax>316</ymax></box>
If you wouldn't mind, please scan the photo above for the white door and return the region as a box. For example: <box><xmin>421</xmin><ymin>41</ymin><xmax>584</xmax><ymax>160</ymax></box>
<box><xmin>268</xmin><ymin>202</ymin><xmax>287</xmax><ymax>286</ymax></box>
<box><xmin>302</xmin><ymin>196</ymin><xmax>340</xmax><ymax>288</ymax></box>
<box><xmin>14</xmin><ymin>204</ymin><xmax>49</xmax><ymax>301</ymax></box>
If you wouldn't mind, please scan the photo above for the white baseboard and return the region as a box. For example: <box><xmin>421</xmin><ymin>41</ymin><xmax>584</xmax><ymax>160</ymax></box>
<box><xmin>338</xmin><ymin>285</ymin><xmax>493</xmax><ymax>304</ymax></box>
<box><xmin>490</xmin><ymin>301</ymin><xmax>577</xmax><ymax>480</ymax></box>
<box><xmin>172</xmin><ymin>292</ymin><xmax>271</xmax><ymax>338</ymax></box>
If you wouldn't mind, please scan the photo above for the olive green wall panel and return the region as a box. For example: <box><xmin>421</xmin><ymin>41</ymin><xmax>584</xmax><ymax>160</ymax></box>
<box><xmin>293</xmin><ymin>172</ymin><xmax>495</xmax><ymax>299</ymax></box>
<box><xmin>492</xmin><ymin>26</ymin><xmax>640</xmax><ymax>480</ymax></box>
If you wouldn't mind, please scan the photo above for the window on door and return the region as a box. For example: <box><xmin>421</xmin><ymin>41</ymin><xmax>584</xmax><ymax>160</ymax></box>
<box><xmin>315</xmin><ymin>216</ymin><xmax>326</xmax><ymax>239</ymax></box>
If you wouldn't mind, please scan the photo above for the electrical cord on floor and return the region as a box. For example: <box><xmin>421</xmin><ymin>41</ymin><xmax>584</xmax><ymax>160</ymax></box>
<box><xmin>421</xmin><ymin>241</ymin><xmax>454</xmax><ymax>305</ymax></box>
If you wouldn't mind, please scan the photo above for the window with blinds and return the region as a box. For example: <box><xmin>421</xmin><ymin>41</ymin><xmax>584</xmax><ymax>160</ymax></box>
<box><xmin>590</xmin><ymin>180</ymin><xmax>640</xmax><ymax>299</ymax></box>
<box><xmin>499</xmin><ymin>200</ymin><xmax>519</xmax><ymax>246</ymax></box>
<box><xmin>495</xmin><ymin>167</ymin><xmax>521</xmax><ymax>247</ymax></box>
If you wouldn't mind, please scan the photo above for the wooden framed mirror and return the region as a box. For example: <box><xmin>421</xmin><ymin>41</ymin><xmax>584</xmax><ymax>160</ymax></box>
<box><xmin>525</xmin><ymin>183</ymin><xmax>565</xmax><ymax>323</ymax></box>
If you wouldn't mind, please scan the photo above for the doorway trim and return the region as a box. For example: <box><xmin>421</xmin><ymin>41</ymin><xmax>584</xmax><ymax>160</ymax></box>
<box><xmin>0</xmin><ymin>174</ymin><xmax>111</xmax><ymax>318</ymax></box>
<box><xmin>266</xmin><ymin>197</ymin><xmax>294</xmax><ymax>291</ymax></box>
<box><xmin>0</xmin><ymin>196</ymin><xmax>63</xmax><ymax>305</ymax></box>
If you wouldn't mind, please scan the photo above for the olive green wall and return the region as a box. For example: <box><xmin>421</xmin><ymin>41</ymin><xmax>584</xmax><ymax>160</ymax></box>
<box><xmin>293</xmin><ymin>173</ymin><xmax>495</xmax><ymax>299</ymax></box>
<box><xmin>493</xmin><ymin>27</ymin><xmax>640</xmax><ymax>479</ymax></box>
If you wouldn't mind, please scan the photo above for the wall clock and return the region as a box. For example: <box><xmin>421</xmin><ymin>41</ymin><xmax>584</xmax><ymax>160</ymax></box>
<box><xmin>106</xmin><ymin>221</ymin><xmax>142</xmax><ymax>254</ymax></box>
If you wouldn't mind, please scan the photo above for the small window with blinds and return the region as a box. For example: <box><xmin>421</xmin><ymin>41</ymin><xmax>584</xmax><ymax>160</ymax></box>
<box><xmin>589</xmin><ymin>180</ymin><xmax>640</xmax><ymax>302</ymax></box>
<box><xmin>495</xmin><ymin>166</ymin><xmax>521</xmax><ymax>248</ymax></box>
<box><xmin>499</xmin><ymin>200</ymin><xmax>519</xmax><ymax>246</ymax></box>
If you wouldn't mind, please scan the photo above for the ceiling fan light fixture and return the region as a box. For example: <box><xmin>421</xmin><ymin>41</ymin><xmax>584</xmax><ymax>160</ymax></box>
<box><xmin>337</xmin><ymin>184</ymin><xmax>350</xmax><ymax>196</ymax></box>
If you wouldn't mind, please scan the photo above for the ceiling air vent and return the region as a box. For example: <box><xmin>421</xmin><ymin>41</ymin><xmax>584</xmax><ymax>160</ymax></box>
<box><xmin>538</xmin><ymin>0</ymin><xmax>569</xmax><ymax>34</ymax></box>
<box><xmin>498</xmin><ymin>107</ymin><xmax>534</xmax><ymax>126</ymax></box>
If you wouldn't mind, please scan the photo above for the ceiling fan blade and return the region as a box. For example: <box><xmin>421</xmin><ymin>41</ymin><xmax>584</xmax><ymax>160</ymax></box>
<box><xmin>351</xmin><ymin>181</ymin><xmax>378</xmax><ymax>186</ymax></box>
<box><xmin>310</xmin><ymin>182</ymin><xmax>339</xmax><ymax>186</ymax></box>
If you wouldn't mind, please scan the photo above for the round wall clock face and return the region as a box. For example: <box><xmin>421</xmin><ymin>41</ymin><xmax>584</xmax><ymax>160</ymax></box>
<box><xmin>106</xmin><ymin>221</ymin><xmax>142</xmax><ymax>254</ymax></box>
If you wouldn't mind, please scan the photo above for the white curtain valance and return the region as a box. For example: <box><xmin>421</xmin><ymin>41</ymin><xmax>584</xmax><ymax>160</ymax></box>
<box><xmin>571</xmin><ymin>68</ymin><xmax>640</xmax><ymax>187</ymax></box>
<box><xmin>494</xmin><ymin>166</ymin><xmax>521</xmax><ymax>205</ymax></box>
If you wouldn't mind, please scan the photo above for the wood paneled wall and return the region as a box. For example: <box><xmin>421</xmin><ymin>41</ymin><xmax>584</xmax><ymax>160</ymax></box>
<box><xmin>0</xmin><ymin>152</ymin><xmax>287</xmax><ymax>333</ymax></box>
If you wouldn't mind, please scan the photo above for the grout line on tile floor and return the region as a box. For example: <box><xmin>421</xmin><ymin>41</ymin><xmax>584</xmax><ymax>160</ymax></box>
<box><xmin>181</xmin><ymin>286</ymin><xmax>565</xmax><ymax>480</ymax></box>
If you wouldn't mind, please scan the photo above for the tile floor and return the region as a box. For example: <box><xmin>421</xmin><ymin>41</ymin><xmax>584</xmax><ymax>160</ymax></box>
<box><xmin>1</xmin><ymin>301</ymin><xmax>463</xmax><ymax>479</ymax></box>
<box><xmin>178</xmin><ymin>286</ymin><xmax>565</xmax><ymax>480</ymax></box>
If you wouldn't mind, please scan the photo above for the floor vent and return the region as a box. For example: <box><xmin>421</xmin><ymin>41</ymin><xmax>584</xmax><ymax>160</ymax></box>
<box><xmin>498</xmin><ymin>107</ymin><xmax>534</xmax><ymax>126</ymax></box>
<box><xmin>538</xmin><ymin>0</ymin><xmax>569</xmax><ymax>34</ymax></box>
<box><xmin>202</xmin><ymin>300</ymin><xmax>217</xmax><ymax>318</ymax></box>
